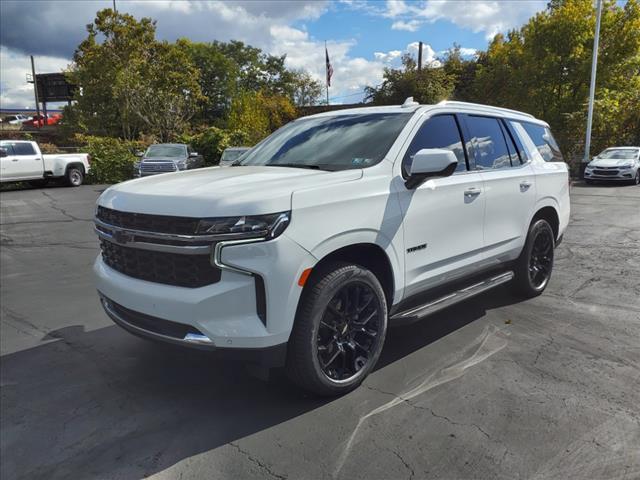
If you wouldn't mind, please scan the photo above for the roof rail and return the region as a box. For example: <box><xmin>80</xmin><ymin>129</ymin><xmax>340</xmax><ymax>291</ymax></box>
<box><xmin>437</xmin><ymin>100</ymin><xmax>535</xmax><ymax>119</ymax></box>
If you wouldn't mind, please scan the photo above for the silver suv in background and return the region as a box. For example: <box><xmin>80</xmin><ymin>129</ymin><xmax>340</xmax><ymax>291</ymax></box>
<box><xmin>584</xmin><ymin>147</ymin><xmax>640</xmax><ymax>185</ymax></box>
<box><xmin>219</xmin><ymin>146</ymin><xmax>250</xmax><ymax>167</ymax></box>
<box><xmin>134</xmin><ymin>143</ymin><xmax>204</xmax><ymax>177</ymax></box>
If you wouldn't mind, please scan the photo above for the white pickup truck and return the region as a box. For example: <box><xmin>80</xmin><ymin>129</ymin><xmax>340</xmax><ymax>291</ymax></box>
<box><xmin>0</xmin><ymin>140</ymin><xmax>90</xmax><ymax>187</ymax></box>
<box><xmin>94</xmin><ymin>99</ymin><xmax>570</xmax><ymax>395</ymax></box>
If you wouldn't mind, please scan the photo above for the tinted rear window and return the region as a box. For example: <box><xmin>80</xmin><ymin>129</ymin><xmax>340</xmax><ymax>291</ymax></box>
<box><xmin>511</xmin><ymin>122</ymin><xmax>563</xmax><ymax>162</ymax></box>
<box><xmin>465</xmin><ymin>116</ymin><xmax>513</xmax><ymax>170</ymax></box>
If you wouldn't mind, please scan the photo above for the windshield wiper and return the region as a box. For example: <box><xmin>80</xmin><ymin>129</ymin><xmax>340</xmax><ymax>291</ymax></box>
<box><xmin>267</xmin><ymin>163</ymin><xmax>322</xmax><ymax>170</ymax></box>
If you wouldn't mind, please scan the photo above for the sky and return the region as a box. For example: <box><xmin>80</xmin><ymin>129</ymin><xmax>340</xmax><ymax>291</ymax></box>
<box><xmin>0</xmin><ymin>0</ymin><xmax>551</xmax><ymax>109</ymax></box>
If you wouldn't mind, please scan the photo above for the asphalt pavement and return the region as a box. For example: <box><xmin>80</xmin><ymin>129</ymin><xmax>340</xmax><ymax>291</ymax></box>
<box><xmin>1</xmin><ymin>182</ymin><xmax>639</xmax><ymax>479</ymax></box>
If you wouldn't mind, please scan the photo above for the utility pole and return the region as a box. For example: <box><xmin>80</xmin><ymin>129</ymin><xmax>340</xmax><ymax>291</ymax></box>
<box><xmin>584</xmin><ymin>0</ymin><xmax>603</xmax><ymax>167</ymax></box>
<box><xmin>30</xmin><ymin>55</ymin><xmax>41</xmax><ymax>127</ymax></box>
<box><xmin>418</xmin><ymin>41</ymin><xmax>423</xmax><ymax>71</ymax></box>
<box><xmin>113</xmin><ymin>0</ymin><xmax>117</xmax><ymax>12</ymax></box>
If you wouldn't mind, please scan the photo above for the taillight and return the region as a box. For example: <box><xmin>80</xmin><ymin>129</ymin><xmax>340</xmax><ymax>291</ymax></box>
<box><xmin>87</xmin><ymin>154</ymin><xmax>92</xmax><ymax>165</ymax></box>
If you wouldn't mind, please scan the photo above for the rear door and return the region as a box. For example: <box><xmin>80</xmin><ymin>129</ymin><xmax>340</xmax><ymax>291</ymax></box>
<box><xmin>397</xmin><ymin>113</ymin><xmax>486</xmax><ymax>297</ymax></box>
<box><xmin>461</xmin><ymin>115</ymin><xmax>536</xmax><ymax>262</ymax></box>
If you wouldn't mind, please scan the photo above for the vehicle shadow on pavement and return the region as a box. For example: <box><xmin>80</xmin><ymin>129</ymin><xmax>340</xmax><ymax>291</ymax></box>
<box><xmin>0</xmin><ymin>286</ymin><xmax>523</xmax><ymax>480</ymax></box>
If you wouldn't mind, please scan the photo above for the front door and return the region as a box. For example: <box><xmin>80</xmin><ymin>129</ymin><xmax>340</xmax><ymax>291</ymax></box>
<box><xmin>397</xmin><ymin>113</ymin><xmax>486</xmax><ymax>298</ymax></box>
<box><xmin>1</xmin><ymin>142</ymin><xmax>43</xmax><ymax>180</ymax></box>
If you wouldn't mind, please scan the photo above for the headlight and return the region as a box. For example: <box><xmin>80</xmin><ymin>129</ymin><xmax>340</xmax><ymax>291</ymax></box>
<box><xmin>619</xmin><ymin>163</ymin><xmax>633</xmax><ymax>169</ymax></box>
<box><xmin>133</xmin><ymin>161</ymin><xmax>140</xmax><ymax>169</ymax></box>
<box><xmin>196</xmin><ymin>212</ymin><xmax>290</xmax><ymax>239</ymax></box>
<box><xmin>176</xmin><ymin>160</ymin><xmax>187</xmax><ymax>170</ymax></box>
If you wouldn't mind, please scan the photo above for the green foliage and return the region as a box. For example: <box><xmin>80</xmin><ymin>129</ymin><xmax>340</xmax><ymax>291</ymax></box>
<box><xmin>179</xmin><ymin>127</ymin><xmax>250</xmax><ymax>166</ymax></box>
<box><xmin>77</xmin><ymin>134</ymin><xmax>147</xmax><ymax>184</ymax></box>
<box><xmin>365</xmin><ymin>54</ymin><xmax>455</xmax><ymax>105</ymax></box>
<box><xmin>227</xmin><ymin>90</ymin><xmax>297</xmax><ymax>145</ymax></box>
<box><xmin>67</xmin><ymin>9</ymin><xmax>203</xmax><ymax>141</ymax></box>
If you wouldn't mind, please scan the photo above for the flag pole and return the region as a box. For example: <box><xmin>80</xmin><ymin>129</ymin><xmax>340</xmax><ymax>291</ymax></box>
<box><xmin>325</xmin><ymin>41</ymin><xmax>330</xmax><ymax>105</ymax></box>
<box><xmin>584</xmin><ymin>0</ymin><xmax>602</xmax><ymax>166</ymax></box>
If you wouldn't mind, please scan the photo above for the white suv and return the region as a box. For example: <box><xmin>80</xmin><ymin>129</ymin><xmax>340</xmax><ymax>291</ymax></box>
<box><xmin>94</xmin><ymin>99</ymin><xmax>570</xmax><ymax>395</ymax></box>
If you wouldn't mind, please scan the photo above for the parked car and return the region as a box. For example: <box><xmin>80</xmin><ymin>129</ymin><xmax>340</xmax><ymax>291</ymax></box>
<box><xmin>3</xmin><ymin>114</ymin><xmax>32</xmax><ymax>125</ymax></box>
<box><xmin>219</xmin><ymin>146</ymin><xmax>250</xmax><ymax>166</ymax></box>
<box><xmin>134</xmin><ymin>143</ymin><xmax>204</xmax><ymax>177</ymax></box>
<box><xmin>0</xmin><ymin>140</ymin><xmax>90</xmax><ymax>187</ymax></box>
<box><xmin>93</xmin><ymin>99</ymin><xmax>570</xmax><ymax>396</ymax></box>
<box><xmin>584</xmin><ymin>146</ymin><xmax>640</xmax><ymax>185</ymax></box>
<box><xmin>24</xmin><ymin>113</ymin><xmax>62</xmax><ymax>128</ymax></box>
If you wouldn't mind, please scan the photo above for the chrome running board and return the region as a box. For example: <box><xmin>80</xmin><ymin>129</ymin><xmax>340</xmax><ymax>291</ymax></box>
<box><xmin>391</xmin><ymin>271</ymin><xmax>514</xmax><ymax>324</ymax></box>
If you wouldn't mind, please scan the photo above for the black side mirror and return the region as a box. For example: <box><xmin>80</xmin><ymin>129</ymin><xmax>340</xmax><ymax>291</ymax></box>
<box><xmin>405</xmin><ymin>148</ymin><xmax>459</xmax><ymax>189</ymax></box>
<box><xmin>0</xmin><ymin>148</ymin><xmax>7</xmax><ymax>158</ymax></box>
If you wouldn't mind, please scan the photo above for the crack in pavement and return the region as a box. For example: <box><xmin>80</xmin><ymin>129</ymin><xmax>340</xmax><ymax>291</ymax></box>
<box><xmin>40</xmin><ymin>190</ymin><xmax>93</xmax><ymax>222</ymax></box>
<box><xmin>229</xmin><ymin>442</ymin><xmax>287</xmax><ymax>480</ymax></box>
<box><xmin>388</xmin><ymin>447</ymin><xmax>415</xmax><ymax>480</ymax></box>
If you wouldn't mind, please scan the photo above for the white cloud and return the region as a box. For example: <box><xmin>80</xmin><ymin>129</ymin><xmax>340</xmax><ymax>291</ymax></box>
<box><xmin>381</xmin><ymin>0</ymin><xmax>546</xmax><ymax>39</ymax></box>
<box><xmin>374</xmin><ymin>50</ymin><xmax>402</xmax><ymax>63</ymax></box>
<box><xmin>391</xmin><ymin>20</ymin><xmax>421</xmax><ymax>32</ymax></box>
<box><xmin>0</xmin><ymin>47</ymin><xmax>70</xmax><ymax>109</ymax></box>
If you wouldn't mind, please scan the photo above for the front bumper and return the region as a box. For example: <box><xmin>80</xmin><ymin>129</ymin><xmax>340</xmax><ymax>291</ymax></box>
<box><xmin>94</xmin><ymin>233</ymin><xmax>317</xmax><ymax>352</ymax></box>
<box><xmin>584</xmin><ymin>167</ymin><xmax>636</xmax><ymax>181</ymax></box>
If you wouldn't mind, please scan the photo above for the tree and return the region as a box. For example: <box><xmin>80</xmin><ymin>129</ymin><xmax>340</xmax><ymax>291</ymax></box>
<box><xmin>227</xmin><ymin>90</ymin><xmax>296</xmax><ymax>144</ymax></box>
<box><xmin>66</xmin><ymin>9</ymin><xmax>203</xmax><ymax>140</ymax></box>
<box><xmin>115</xmin><ymin>42</ymin><xmax>203</xmax><ymax>141</ymax></box>
<box><xmin>471</xmin><ymin>0</ymin><xmax>640</xmax><ymax>158</ymax></box>
<box><xmin>365</xmin><ymin>54</ymin><xmax>455</xmax><ymax>105</ymax></box>
<box><xmin>288</xmin><ymin>69</ymin><xmax>323</xmax><ymax>106</ymax></box>
<box><xmin>441</xmin><ymin>44</ymin><xmax>478</xmax><ymax>101</ymax></box>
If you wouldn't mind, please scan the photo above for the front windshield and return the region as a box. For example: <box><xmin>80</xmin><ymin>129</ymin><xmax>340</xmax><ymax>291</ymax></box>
<box><xmin>597</xmin><ymin>149</ymin><xmax>639</xmax><ymax>160</ymax></box>
<box><xmin>145</xmin><ymin>145</ymin><xmax>186</xmax><ymax>158</ymax></box>
<box><xmin>237</xmin><ymin>113</ymin><xmax>412</xmax><ymax>171</ymax></box>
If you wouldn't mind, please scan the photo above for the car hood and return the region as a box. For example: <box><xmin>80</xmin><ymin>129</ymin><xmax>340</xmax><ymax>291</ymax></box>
<box><xmin>98</xmin><ymin>166</ymin><xmax>362</xmax><ymax>217</ymax></box>
<box><xmin>589</xmin><ymin>158</ymin><xmax>636</xmax><ymax>167</ymax></box>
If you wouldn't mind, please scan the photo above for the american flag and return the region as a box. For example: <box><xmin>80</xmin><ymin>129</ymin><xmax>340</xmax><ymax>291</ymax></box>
<box><xmin>325</xmin><ymin>45</ymin><xmax>333</xmax><ymax>87</ymax></box>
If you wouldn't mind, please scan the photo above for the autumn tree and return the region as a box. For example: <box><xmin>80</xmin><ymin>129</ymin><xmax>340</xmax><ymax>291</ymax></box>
<box><xmin>365</xmin><ymin>54</ymin><xmax>455</xmax><ymax>105</ymax></box>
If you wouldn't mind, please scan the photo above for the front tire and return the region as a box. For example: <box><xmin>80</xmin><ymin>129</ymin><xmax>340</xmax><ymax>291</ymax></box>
<box><xmin>513</xmin><ymin>219</ymin><xmax>555</xmax><ymax>298</ymax></box>
<box><xmin>286</xmin><ymin>262</ymin><xmax>388</xmax><ymax>396</ymax></box>
<box><xmin>633</xmin><ymin>170</ymin><xmax>640</xmax><ymax>186</ymax></box>
<box><xmin>65</xmin><ymin>167</ymin><xmax>84</xmax><ymax>187</ymax></box>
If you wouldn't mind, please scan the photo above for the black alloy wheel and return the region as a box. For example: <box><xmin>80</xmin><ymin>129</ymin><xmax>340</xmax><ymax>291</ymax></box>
<box><xmin>286</xmin><ymin>262</ymin><xmax>388</xmax><ymax>396</ymax></box>
<box><xmin>528</xmin><ymin>227</ymin><xmax>554</xmax><ymax>290</ymax></box>
<box><xmin>316</xmin><ymin>282</ymin><xmax>383</xmax><ymax>382</ymax></box>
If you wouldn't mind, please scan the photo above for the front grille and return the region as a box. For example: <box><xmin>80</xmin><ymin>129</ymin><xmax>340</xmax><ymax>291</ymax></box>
<box><xmin>140</xmin><ymin>161</ymin><xmax>176</xmax><ymax>173</ymax></box>
<box><xmin>100</xmin><ymin>239</ymin><xmax>221</xmax><ymax>288</ymax></box>
<box><xmin>593</xmin><ymin>169</ymin><xmax>618</xmax><ymax>176</ymax></box>
<box><xmin>96</xmin><ymin>206</ymin><xmax>199</xmax><ymax>235</ymax></box>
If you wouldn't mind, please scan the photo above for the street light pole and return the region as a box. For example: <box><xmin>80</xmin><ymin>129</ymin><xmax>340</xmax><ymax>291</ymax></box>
<box><xmin>584</xmin><ymin>0</ymin><xmax>603</xmax><ymax>165</ymax></box>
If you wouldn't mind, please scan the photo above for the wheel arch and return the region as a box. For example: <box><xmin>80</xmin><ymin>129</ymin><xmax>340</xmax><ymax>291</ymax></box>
<box><xmin>530</xmin><ymin>204</ymin><xmax>560</xmax><ymax>241</ymax></box>
<box><xmin>65</xmin><ymin>162</ymin><xmax>86</xmax><ymax>175</ymax></box>
<box><xmin>306</xmin><ymin>242</ymin><xmax>396</xmax><ymax>309</ymax></box>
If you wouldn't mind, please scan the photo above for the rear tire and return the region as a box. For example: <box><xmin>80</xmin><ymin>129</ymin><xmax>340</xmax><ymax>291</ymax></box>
<box><xmin>65</xmin><ymin>167</ymin><xmax>84</xmax><ymax>187</ymax></box>
<box><xmin>513</xmin><ymin>219</ymin><xmax>555</xmax><ymax>298</ymax></box>
<box><xmin>286</xmin><ymin>262</ymin><xmax>388</xmax><ymax>396</ymax></box>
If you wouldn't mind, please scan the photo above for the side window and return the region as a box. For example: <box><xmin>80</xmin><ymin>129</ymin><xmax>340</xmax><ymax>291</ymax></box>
<box><xmin>1</xmin><ymin>144</ymin><xmax>16</xmax><ymax>155</ymax></box>
<box><xmin>499</xmin><ymin>120</ymin><xmax>521</xmax><ymax>166</ymax></box>
<box><xmin>12</xmin><ymin>143</ymin><xmax>36</xmax><ymax>156</ymax></box>
<box><xmin>402</xmin><ymin>115</ymin><xmax>467</xmax><ymax>176</ymax></box>
<box><xmin>465</xmin><ymin>116</ymin><xmax>512</xmax><ymax>170</ymax></box>
<box><xmin>512</xmin><ymin>121</ymin><xmax>563</xmax><ymax>162</ymax></box>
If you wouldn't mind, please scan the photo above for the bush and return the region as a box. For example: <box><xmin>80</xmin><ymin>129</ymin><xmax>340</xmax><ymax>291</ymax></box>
<box><xmin>178</xmin><ymin>127</ymin><xmax>250</xmax><ymax>166</ymax></box>
<box><xmin>76</xmin><ymin>135</ymin><xmax>148</xmax><ymax>184</ymax></box>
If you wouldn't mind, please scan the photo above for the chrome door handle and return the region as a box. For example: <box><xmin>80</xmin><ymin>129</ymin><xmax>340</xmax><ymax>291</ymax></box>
<box><xmin>464</xmin><ymin>187</ymin><xmax>481</xmax><ymax>197</ymax></box>
<box><xmin>520</xmin><ymin>181</ymin><xmax>532</xmax><ymax>191</ymax></box>
<box><xmin>12</xmin><ymin>159</ymin><xmax>19</xmax><ymax>162</ymax></box>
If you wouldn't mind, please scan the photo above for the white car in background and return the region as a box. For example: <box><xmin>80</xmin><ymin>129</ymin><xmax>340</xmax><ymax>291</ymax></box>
<box><xmin>584</xmin><ymin>147</ymin><xmax>640</xmax><ymax>185</ymax></box>
<box><xmin>93</xmin><ymin>99</ymin><xmax>570</xmax><ymax>396</ymax></box>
